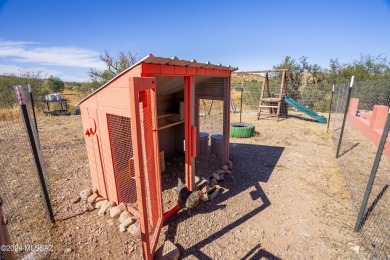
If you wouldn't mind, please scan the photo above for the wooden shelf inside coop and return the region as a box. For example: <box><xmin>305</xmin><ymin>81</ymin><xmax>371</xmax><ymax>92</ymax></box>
<box><xmin>157</xmin><ymin>113</ymin><xmax>184</xmax><ymax>131</ymax></box>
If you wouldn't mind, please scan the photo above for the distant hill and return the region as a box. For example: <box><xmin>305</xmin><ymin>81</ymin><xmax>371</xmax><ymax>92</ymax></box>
<box><xmin>231</xmin><ymin>73</ymin><xmax>264</xmax><ymax>86</ymax></box>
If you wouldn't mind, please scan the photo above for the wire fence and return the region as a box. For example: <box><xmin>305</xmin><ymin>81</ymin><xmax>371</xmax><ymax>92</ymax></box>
<box><xmin>0</xmin><ymin>85</ymin><xmax>146</xmax><ymax>259</ymax></box>
<box><xmin>230</xmin><ymin>81</ymin><xmax>331</xmax><ymax>124</ymax></box>
<box><xmin>2</xmin><ymin>78</ymin><xmax>389</xmax><ymax>258</ymax></box>
<box><xmin>332</xmin><ymin>79</ymin><xmax>390</xmax><ymax>259</ymax></box>
<box><xmin>0</xmin><ymin>86</ymin><xmax>53</xmax><ymax>259</ymax></box>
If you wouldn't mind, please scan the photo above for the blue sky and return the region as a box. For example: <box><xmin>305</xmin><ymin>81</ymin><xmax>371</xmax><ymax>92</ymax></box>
<box><xmin>0</xmin><ymin>0</ymin><xmax>389</xmax><ymax>82</ymax></box>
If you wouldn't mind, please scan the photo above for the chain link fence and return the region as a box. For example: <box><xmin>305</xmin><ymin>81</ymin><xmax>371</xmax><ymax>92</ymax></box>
<box><xmin>332</xmin><ymin>79</ymin><xmax>390</xmax><ymax>258</ymax></box>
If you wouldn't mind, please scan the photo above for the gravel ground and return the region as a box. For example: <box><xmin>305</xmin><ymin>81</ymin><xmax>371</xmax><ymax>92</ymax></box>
<box><xmin>2</xmin><ymin>111</ymin><xmax>370</xmax><ymax>259</ymax></box>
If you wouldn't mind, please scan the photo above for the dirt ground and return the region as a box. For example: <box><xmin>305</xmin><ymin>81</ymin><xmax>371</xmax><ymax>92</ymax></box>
<box><xmin>4</xmin><ymin>109</ymin><xmax>372</xmax><ymax>259</ymax></box>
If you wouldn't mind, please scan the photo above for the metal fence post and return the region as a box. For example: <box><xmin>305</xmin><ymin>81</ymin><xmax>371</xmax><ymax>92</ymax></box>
<box><xmin>327</xmin><ymin>85</ymin><xmax>334</xmax><ymax>133</ymax></box>
<box><xmin>240</xmin><ymin>87</ymin><xmax>243</xmax><ymax>123</ymax></box>
<box><xmin>354</xmin><ymin>111</ymin><xmax>390</xmax><ymax>232</ymax></box>
<box><xmin>336</xmin><ymin>76</ymin><xmax>354</xmax><ymax>158</ymax></box>
<box><xmin>14</xmin><ymin>86</ymin><xmax>55</xmax><ymax>223</ymax></box>
<box><xmin>28</xmin><ymin>84</ymin><xmax>38</xmax><ymax>133</ymax></box>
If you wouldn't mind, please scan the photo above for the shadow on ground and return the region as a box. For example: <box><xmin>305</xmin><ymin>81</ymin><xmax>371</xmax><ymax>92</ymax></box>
<box><xmin>164</xmin><ymin>143</ymin><xmax>284</xmax><ymax>259</ymax></box>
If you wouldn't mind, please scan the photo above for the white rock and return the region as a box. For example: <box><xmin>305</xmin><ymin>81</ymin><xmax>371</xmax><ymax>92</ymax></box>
<box><xmin>208</xmin><ymin>189</ymin><xmax>220</xmax><ymax>201</ymax></box>
<box><xmin>228</xmin><ymin>160</ymin><xmax>233</xmax><ymax>168</ymax></box>
<box><xmin>119</xmin><ymin>224</ymin><xmax>127</xmax><ymax>232</ymax></box>
<box><xmin>217</xmin><ymin>169</ymin><xmax>225</xmax><ymax>175</ymax></box>
<box><xmin>110</xmin><ymin>206</ymin><xmax>122</xmax><ymax>218</ymax></box>
<box><xmin>95</xmin><ymin>199</ymin><xmax>108</xmax><ymax>209</ymax></box>
<box><xmin>121</xmin><ymin>217</ymin><xmax>135</xmax><ymax>228</ymax></box>
<box><xmin>87</xmin><ymin>193</ymin><xmax>99</xmax><ymax>203</ymax></box>
<box><xmin>80</xmin><ymin>188</ymin><xmax>93</xmax><ymax>201</ymax></box>
<box><xmin>352</xmin><ymin>245</ymin><xmax>360</xmax><ymax>254</ymax></box>
<box><xmin>212</xmin><ymin>173</ymin><xmax>221</xmax><ymax>180</ymax></box>
<box><xmin>119</xmin><ymin>211</ymin><xmax>132</xmax><ymax>223</ymax></box>
<box><xmin>225</xmin><ymin>169</ymin><xmax>232</xmax><ymax>174</ymax></box>
<box><xmin>127</xmin><ymin>222</ymin><xmax>141</xmax><ymax>238</ymax></box>
<box><xmin>222</xmin><ymin>165</ymin><xmax>229</xmax><ymax>171</ymax></box>
<box><xmin>98</xmin><ymin>201</ymin><xmax>114</xmax><ymax>216</ymax></box>
<box><xmin>64</xmin><ymin>248</ymin><xmax>72</xmax><ymax>254</ymax></box>
<box><xmin>118</xmin><ymin>202</ymin><xmax>127</xmax><ymax>211</ymax></box>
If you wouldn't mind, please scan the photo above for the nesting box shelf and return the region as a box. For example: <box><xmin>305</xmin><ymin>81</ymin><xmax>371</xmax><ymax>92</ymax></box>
<box><xmin>158</xmin><ymin>120</ymin><xmax>184</xmax><ymax>131</ymax></box>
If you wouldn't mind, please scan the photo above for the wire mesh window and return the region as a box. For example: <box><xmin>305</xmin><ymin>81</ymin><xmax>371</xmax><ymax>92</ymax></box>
<box><xmin>107</xmin><ymin>114</ymin><xmax>137</xmax><ymax>207</ymax></box>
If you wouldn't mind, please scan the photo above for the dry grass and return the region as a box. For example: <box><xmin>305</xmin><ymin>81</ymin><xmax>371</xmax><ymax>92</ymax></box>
<box><xmin>0</xmin><ymin>105</ymin><xmax>20</xmax><ymax>121</ymax></box>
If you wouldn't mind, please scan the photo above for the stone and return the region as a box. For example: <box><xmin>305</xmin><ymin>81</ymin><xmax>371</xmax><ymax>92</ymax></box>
<box><xmin>222</xmin><ymin>165</ymin><xmax>229</xmax><ymax>171</ymax></box>
<box><xmin>352</xmin><ymin>245</ymin><xmax>360</xmax><ymax>254</ymax></box>
<box><xmin>119</xmin><ymin>211</ymin><xmax>132</xmax><ymax>223</ymax></box>
<box><xmin>212</xmin><ymin>173</ymin><xmax>221</xmax><ymax>181</ymax></box>
<box><xmin>195</xmin><ymin>175</ymin><xmax>200</xmax><ymax>183</ymax></box>
<box><xmin>118</xmin><ymin>202</ymin><xmax>127</xmax><ymax>211</ymax></box>
<box><xmin>72</xmin><ymin>196</ymin><xmax>81</xmax><ymax>204</ymax></box>
<box><xmin>87</xmin><ymin>193</ymin><xmax>99</xmax><ymax>203</ymax></box>
<box><xmin>86</xmin><ymin>203</ymin><xmax>94</xmax><ymax>211</ymax></box>
<box><xmin>121</xmin><ymin>217</ymin><xmax>135</xmax><ymax>228</ymax></box>
<box><xmin>64</xmin><ymin>248</ymin><xmax>72</xmax><ymax>254</ymax></box>
<box><xmin>119</xmin><ymin>217</ymin><xmax>135</xmax><ymax>232</ymax></box>
<box><xmin>208</xmin><ymin>185</ymin><xmax>221</xmax><ymax>201</ymax></box>
<box><xmin>110</xmin><ymin>206</ymin><xmax>122</xmax><ymax>218</ymax></box>
<box><xmin>95</xmin><ymin>197</ymin><xmax>105</xmax><ymax>203</ymax></box>
<box><xmin>225</xmin><ymin>169</ymin><xmax>232</xmax><ymax>174</ymax></box>
<box><xmin>95</xmin><ymin>199</ymin><xmax>108</xmax><ymax>209</ymax></box>
<box><xmin>217</xmin><ymin>169</ymin><xmax>225</xmax><ymax>175</ymax></box>
<box><xmin>127</xmin><ymin>222</ymin><xmax>141</xmax><ymax>238</ymax></box>
<box><xmin>228</xmin><ymin>160</ymin><xmax>233</xmax><ymax>168</ymax></box>
<box><xmin>119</xmin><ymin>224</ymin><xmax>127</xmax><ymax>232</ymax></box>
<box><xmin>210</xmin><ymin>178</ymin><xmax>218</xmax><ymax>186</ymax></box>
<box><xmin>218</xmin><ymin>174</ymin><xmax>224</xmax><ymax>180</ymax></box>
<box><xmin>98</xmin><ymin>201</ymin><xmax>114</xmax><ymax>216</ymax></box>
<box><xmin>154</xmin><ymin>240</ymin><xmax>180</xmax><ymax>260</ymax></box>
<box><xmin>80</xmin><ymin>188</ymin><xmax>93</xmax><ymax>201</ymax></box>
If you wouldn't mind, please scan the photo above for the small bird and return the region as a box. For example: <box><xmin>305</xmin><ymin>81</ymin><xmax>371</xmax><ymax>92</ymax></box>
<box><xmin>177</xmin><ymin>178</ymin><xmax>199</xmax><ymax>209</ymax></box>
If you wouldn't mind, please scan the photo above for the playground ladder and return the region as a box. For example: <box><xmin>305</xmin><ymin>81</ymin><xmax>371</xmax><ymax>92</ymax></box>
<box><xmin>257</xmin><ymin>70</ymin><xmax>287</xmax><ymax>120</ymax></box>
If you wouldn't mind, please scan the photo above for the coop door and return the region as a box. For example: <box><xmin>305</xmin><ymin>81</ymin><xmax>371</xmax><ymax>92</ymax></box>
<box><xmin>129</xmin><ymin>77</ymin><xmax>163</xmax><ymax>259</ymax></box>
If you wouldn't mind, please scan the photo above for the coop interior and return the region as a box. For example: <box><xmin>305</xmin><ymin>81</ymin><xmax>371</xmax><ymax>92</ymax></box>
<box><xmin>155</xmin><ymin>76</ymin><xmax>228</xmax><ymax>212</ymax></box>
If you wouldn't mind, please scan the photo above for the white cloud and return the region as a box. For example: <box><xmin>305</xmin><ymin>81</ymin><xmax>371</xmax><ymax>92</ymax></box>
<box><xmin>0</xmin><ymin>64</ymin><xmax>90</xmax><ymax>82</ymax></box>
<box><xmin>0</xmin><ymin>40</ymin><xmax>105</xmax><ymax>69</ymax></box>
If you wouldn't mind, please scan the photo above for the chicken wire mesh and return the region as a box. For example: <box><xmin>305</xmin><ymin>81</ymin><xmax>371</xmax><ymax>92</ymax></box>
<box><xmin>332</xmin><ymin>79</ymin><xmax>390</xmax><ymax>258</ymax></box>
<box><xmin>107</xmin><ymin>114</ymin><xmax>137</xmax><ymax>210</ymax></box>
<box><xmin>140</xmin><ymin>88</ymin><xmax>165</xmax><ymax>258</ymax></box>
<box><xmin>0</xmin><ymin>86</ymin><xmax>53</xmax><ymax>259</ymax></box>
<box><xmin>195</xmin><ymin>99</ymin><xmax>227</xmax><ymax>180</ymax></box>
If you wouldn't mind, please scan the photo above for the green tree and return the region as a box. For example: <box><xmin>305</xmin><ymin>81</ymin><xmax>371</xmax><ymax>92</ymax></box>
<box><xmin>273</xmin><ymin>56</ymin><xmax>308</xmax><ymax>94</ymax></box>
<box><xmin>89</xmin><ymin>50</ymin><xmax>138</xmax><ymax>87</ymax></box>
<box><xmin>46</xmin><ymin>76</ymin><xmax>65</xmax><ymax>93</ymax></box>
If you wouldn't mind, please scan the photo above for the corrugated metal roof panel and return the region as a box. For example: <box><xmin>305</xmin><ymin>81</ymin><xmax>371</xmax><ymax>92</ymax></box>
<box><xmin>142</xmin><ymin>54</ymin><xmax>237</xmax><ymax>71</ymax></box>
<box><xmin>78</xmin><ymin>54</ymin><xmax>237</xmax><ymax>105</ymax></box>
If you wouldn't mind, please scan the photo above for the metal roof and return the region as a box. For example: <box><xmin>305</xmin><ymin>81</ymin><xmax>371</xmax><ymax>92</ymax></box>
<box><xmin>78</xmin><ymin>54</ymin><xmax>237</xmax><ymax>105</ymax></box>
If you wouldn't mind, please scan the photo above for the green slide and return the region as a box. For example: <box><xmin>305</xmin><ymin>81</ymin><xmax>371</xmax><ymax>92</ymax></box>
<box><xmin>283</xmin><ymin>96</ymin><xmax>327</xmax><ymax>124</ymax></box>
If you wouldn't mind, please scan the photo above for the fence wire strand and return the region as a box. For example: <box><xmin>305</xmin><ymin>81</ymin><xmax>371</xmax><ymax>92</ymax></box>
<box><xmin>332</xmin><ymin>79</ymin><xmax>390</xmax><ymax>258</ymax></box>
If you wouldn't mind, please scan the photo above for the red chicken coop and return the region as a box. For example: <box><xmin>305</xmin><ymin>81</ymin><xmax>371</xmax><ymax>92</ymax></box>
<box><xmin>78</xmin><ymin>54</ymin><xmax>237</xmax><ymax>258</ymax></box>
